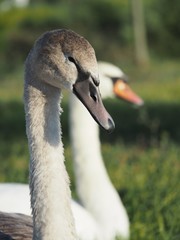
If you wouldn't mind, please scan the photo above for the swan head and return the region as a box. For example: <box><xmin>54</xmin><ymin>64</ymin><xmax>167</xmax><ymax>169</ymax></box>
<box><xmin>25</xmin><ymin>29</ymin><xmax>115</xmax><ymax>132</ymax></box>
<box><xmin>98</xmin><ymin>61</ymin><xmax>144</xmax><ymax>106</ymax></box>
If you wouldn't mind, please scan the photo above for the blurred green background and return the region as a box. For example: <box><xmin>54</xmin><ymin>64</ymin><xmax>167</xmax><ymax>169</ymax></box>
<box><xmin>0</xmin><ymin>0</ymin><xmax>180</xmax><ymax>239</ymax></box>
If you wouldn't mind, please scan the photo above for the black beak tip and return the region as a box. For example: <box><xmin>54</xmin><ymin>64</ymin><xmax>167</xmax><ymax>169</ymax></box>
<box><xmin>106</xmin><ymin>117</ymin><xmax>115</xmax><ymax>133</ymax></box>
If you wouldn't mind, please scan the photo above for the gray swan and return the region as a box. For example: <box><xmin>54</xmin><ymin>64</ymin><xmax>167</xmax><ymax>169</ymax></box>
<box><xmin>0</xmin><ymin>29</ymin><xmax>114</xmax><ymax>240</ymax></box>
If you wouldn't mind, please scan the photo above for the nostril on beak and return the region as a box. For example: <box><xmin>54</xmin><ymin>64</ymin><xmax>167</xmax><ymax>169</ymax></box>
<box><xmin>90</xmin><ymin>93</ymin><xmax>97</xmax><ymax>102</ymax></box>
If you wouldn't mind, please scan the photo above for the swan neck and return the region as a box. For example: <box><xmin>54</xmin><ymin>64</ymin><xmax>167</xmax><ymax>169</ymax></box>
<box><xmin>24</xmin><ymin>80</ymin><xmax>77</xmax><ymax>240</ymax></box>
<box><xmin>69</xmin><ymin>93</ymin><xmax>130</xmax><ymax>240</ymax></box>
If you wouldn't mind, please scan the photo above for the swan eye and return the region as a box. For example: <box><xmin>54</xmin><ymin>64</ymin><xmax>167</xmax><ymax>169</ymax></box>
<box><xmin>67</xmin><ymin>56</ymin><xmax>82</xmax><ymax>74</ymax></box>
<box><xmin>67</xmin><ymin>56</ymin><xmax>79</xmax><ymax>70</ymax></box>
<box><xmin>68</xmin><ymin>56</ymin><xmax>76</xmax><ymax>64</ymax></box>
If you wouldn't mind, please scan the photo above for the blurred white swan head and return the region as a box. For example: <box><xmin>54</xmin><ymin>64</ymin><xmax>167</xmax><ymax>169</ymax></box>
<box><xmin>98</xmin><ymin>61</ymin><xmax>144</xmax><ymax>106</ymax></box>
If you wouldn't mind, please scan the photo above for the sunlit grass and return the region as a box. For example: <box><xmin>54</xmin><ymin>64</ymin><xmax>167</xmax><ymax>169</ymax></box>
<box><xmin>102</xmin><ymin>140</ymin><xmax>180</xmax><ymax>240</ymax></box>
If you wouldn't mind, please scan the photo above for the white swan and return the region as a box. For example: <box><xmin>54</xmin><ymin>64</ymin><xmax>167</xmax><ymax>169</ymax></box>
<box><xmin>0</xmin><ymin>61</ymin><xmax>143</xmax><ymax>240</ymax></box>
<box><xmin>69</xmin><ymin>61</ymin><xmax>143</xmax><ymax>240</ymax></box>
<box><xmin>0</xmin><ymin>29</ymin><xmax>114</xmax><ymax>239</ymax></box>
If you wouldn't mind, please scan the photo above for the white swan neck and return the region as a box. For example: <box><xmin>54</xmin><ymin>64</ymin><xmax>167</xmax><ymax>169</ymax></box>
<box><xmin>70</xmin><ymin>93</ymin><xmax>130</xmax><ymax>239</ymax></box>
<box><xmin>70</xmin><ymin>93</ymin><xmax>113</xmax><ymax>198</ymax></box>
<box><xmin>24</xmin><ymin>81</ymin><xmax>77</xmax><ymax>240</ymax></box>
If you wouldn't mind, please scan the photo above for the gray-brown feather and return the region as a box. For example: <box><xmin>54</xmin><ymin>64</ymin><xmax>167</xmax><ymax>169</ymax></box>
<box><xmin>0</xmin><ymin>212</ymin><xmax>32</xmax><ymax>240</ymax></box>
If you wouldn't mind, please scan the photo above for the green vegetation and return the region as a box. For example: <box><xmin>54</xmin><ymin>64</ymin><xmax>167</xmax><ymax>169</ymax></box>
<box><xmin>1</xmin><ymin>0</ymin><xmax>180</xmax><ymax>71</ymax></box>
<box><xmin>103</xmin><ymin>141</ymin><xmax>180</xmax><ymax>240</ymax></box>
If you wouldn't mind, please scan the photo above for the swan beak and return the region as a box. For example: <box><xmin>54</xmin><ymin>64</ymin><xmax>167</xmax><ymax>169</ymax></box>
<box><xmin>113</xmin><ymin>80</ymin><xmax>144</xmax><ymax>106</ymax></box>
<box><xmin>73</xmin><ymin>77</ymin><xmax>115</xmax><ymax>133</ymax></box>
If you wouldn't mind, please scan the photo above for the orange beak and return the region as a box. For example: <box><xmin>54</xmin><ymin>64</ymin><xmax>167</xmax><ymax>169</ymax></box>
<box><xmin>113</xmin><ymin>80</ymin><xmax>144</xmax><ymax>106</ymax></box>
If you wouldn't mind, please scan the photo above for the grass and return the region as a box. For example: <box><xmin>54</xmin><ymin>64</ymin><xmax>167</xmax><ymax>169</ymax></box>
<box><xmin>102</xmin><ymin>141</ymin><xmax>180</xmax><ymax>240</ymax></box>
<box><xmin>0</xmin><ymin>60</ymin><xmax>180</xmax><ymax>239</ymax></box>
